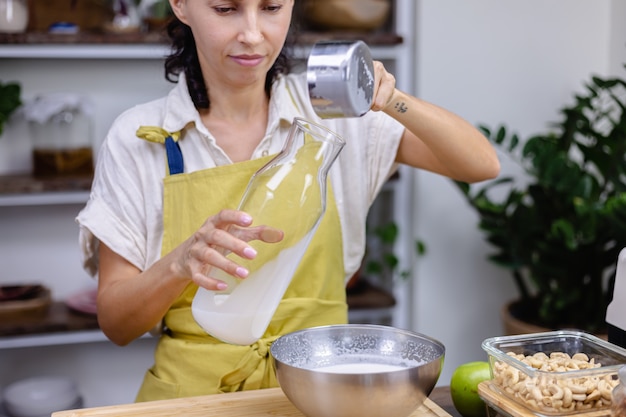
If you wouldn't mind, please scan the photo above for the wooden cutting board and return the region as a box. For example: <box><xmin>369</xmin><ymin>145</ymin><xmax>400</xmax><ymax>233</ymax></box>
<box><xmin>52</xmin><ymin>387</ymin><xmax>453</xmax><ymax>417</ymax></box>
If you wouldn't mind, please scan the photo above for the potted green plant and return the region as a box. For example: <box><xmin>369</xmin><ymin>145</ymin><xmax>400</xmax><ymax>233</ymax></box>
<box><xmin>0</xmin><ymin>80</ymin><xmax>21</xmax><ymax>137</ymax></box>
<box><xmin>454</xmin><ymin>70</ymin><xmax>626</xmax><ymax>335</ymax></box>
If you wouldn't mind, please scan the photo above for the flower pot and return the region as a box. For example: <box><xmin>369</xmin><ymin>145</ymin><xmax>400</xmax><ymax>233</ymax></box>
<box><xmin>501</xmin><ymin>299</ymin><xmax>608</xmax><ymax>340</ymax></box>
<box><xmin>500</xmin><ymin>299</ymin><xmax>550</xmax><ymax>336</ymax></box>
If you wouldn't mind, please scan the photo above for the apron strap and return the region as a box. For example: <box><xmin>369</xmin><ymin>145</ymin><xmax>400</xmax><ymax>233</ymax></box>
<box><xmin>136</xmin><ymin>126</ymin><xmax>184</xmax><ymax>175</ymax></box>
<box><xmin>218</xmin><ymin>335</ymin><xmax>280</xmax><ymax>393</ymax></box>
<box><xmin>165</xmin><ymin>136</ymin><xmax>184</xmax><ymax>175</ymax></box>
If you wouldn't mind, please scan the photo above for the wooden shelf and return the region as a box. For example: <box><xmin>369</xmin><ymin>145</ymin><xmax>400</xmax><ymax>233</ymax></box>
<box><xmin>347</xmin><ymin>279</ymin><xmax>396</xmax><ymax>310</ymax></box>
<box><xmin>0</xmin><ymin>329</ymin><xmax>108</xmax><ymax>349</ymax></box>
<box><xmin>0</xmin><ymin>301</ymin><xmax>99</xmax><ymax>346</ymax></box>
<box><xmin>0</xmin><ymin>30</ymin><xmax>403</xmax><ymax>46</ymax></box>
<box><xmin>0</xmin><ymin>174</ymin><xmax>91</xmax><ymax>206</ymax></box>
<box><xmin>299</xmin><ymin>31</ymin><xmax>403</xmax><ymax>45</ymax></box>
<box><xmin>0</xmin><ymin>300</ymin><xmax>98</xmax><ymax>336</ymax></box>
<box><xmin>0</xmin><ymin>300</ymin><xmax>156</xmax><ymax>349</ymax></box>
<box><xmin>0</xmin><ymin>30</ymin><xmax>403</xmax><ymax>60</ymax></box>
<box><xmin>0</xmin><ymin>31</ymin><xmax>167</xmax><ymax>45</ymax></box>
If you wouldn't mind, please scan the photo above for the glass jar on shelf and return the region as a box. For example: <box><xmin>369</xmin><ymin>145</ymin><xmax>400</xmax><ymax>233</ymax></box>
<box><xmin>23</xmin><ymin>94</ymin><xmax>95</xmax><ymax>178</ymax></box>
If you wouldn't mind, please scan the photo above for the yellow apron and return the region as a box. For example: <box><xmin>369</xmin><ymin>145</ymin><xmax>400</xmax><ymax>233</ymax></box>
<box><xmin>135</xmin><ymin>127</ymin><xmax>347</xmax><ymax>401</ymax></box>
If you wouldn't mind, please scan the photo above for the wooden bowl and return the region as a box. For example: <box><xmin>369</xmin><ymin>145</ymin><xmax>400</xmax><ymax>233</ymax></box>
<box><xmin>302</xmin><ymin>0</ymin><xmax>391</xmax><ymax>31</ymax></box>
<box><xmin>0</xmin><ymin>285</ymin><xmax>51</xmax><ymax>319</ymax></box>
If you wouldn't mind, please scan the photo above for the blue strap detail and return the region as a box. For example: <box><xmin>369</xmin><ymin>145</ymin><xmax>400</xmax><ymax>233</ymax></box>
<box><xmin>165</xmin><ymin>135</ymin><xmax>184</xmax><ymax>175</ymax></box>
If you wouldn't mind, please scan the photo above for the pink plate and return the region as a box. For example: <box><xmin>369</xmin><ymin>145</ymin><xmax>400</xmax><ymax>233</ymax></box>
<box><xmin>65</xmin><ymin>288</ymin><xmax>97</xmax><ymax>315</ymax></box>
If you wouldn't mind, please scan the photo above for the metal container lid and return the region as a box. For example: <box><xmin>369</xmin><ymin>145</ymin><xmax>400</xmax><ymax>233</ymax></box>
<box><xmin>307</xmin><ymin>40</ymin><xmax>375</xmax><ymax>119</ymax></box>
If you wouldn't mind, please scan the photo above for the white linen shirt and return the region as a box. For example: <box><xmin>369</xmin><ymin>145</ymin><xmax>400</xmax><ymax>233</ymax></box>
<box><xmin>76</xmin><ymin>72</ymin><xmax>405</xmax><ymax>284</ymax></box>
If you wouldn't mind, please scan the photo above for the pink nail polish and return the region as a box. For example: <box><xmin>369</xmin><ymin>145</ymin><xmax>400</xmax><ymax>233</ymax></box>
<box><xmin>243</xmin><ymin>247</ymin><xmax>257</xmax><ymax>258</ymax></box>
<box><xmin>236</xmin><ymin>267</ymin><xmax>249</xmax><ymax>278</ymax></box>
<box><xmin>216</xmin><ymin>282</ymin><xmax>228</xmax><ymax>290</ymax></box>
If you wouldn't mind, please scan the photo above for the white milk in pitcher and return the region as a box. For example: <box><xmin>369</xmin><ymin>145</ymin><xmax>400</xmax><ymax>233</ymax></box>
<box><xmin>192</xmin><ymin>232</ymin><xmax>314</xmax><ymax>345</ymax></box>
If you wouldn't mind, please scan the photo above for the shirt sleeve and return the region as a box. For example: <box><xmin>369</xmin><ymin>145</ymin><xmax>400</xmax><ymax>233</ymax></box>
<box><xmin>76</xmin><ymin>110</ymin><xmax>164</xmax><ymax>277</ymax></box>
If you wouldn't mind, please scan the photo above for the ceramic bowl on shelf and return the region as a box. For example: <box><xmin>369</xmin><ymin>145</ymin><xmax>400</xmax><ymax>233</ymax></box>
<box><xmin>2</xmin><ymin>376</ymin><xmax>82</xmax><ymax>417</ymax></box>
<box><xmin>270</xmin><ymin>324</ymin><xmax>445</xmax><ymax>417</ymax></box>
<box><xmin>302</xmin><ymin>0</ymin><xmax>391</xmax><ymax>31</ymax></box>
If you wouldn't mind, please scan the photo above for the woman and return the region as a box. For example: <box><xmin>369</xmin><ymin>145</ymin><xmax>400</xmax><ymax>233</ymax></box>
<box><xmin>76</xmin><ymin>0</ymin><xmax>500</xmax><ymax>401</ymax></box>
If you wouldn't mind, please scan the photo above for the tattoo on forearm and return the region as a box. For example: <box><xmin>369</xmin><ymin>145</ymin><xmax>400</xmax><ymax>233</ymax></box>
<box><xmin>394</xmin><ymin>102</ymin><xmax>408</xmax><ymax>113</ymax></box>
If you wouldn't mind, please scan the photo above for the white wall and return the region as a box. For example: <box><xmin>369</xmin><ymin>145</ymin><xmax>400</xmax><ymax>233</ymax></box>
<box><xmin>411</xmin><ymin>0</ymin><xmax>625</xmax><ymax>387</ymax></box>
<box><xmin>611</xmin><ymin>0</ymin><xmax>626</xmax><ymax>73</ymax></box>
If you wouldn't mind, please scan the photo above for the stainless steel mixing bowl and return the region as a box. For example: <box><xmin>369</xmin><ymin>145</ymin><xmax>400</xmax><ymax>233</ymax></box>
<box><xmin>270</xmin><ymin>324</ymin><xmax>445</xmax><ymax>417</ymax></box>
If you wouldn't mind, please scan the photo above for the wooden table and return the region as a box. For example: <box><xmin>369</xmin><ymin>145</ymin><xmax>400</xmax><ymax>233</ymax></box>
<box><xmin>430</xmin><ymin>386</ymin><xmax>462</xmax><ymax>417</ymax></box>
<box><xmin>52</xmin><ymin>386</ymin><xmax>461</xmax><ymax>417</ymax></box>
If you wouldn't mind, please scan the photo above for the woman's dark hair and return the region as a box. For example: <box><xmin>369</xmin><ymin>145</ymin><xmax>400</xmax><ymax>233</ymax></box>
<box><xmin>163</xmin><ymin>16</ymin><xmax>295</xmax><ymax>110</ymax></box>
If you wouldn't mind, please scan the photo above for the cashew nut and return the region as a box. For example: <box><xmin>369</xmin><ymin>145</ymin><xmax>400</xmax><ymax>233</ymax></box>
<box><xmin>504</xmin><ymin>367</ymin><xmax>520</xmax><ymax>385</ymax></box>
<box><xmin>548</xmin><ymin>384</ymin><xmax>564</xmax><ymax>400</ymax></box>
<box><xmin>585</xmin><ymin>389</ymin><xmax>601</xmax><ymax>403</ymax></box>
<box><xmin>568</xmin><ymin>382</ymin><xmax>588</xmax><ymax>395</ymax></box>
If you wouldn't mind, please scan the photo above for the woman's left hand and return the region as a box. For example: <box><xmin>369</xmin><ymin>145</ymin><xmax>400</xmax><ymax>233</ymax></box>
<box><xmin>370</xmin><ymin>60</ymin><xmax>398</xmax><ymax>112</ymax></box>
<box><xmin>366</xmin><ymin>61</ymin><xmax>500</xmax><ymax>183</ymax></box>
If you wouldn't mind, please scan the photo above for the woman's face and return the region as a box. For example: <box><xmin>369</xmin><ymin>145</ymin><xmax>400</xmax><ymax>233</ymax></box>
<box><xmin>171</xmin><ymin>0</ymin><xmax>294</xmax><ymax>89</ymax></box>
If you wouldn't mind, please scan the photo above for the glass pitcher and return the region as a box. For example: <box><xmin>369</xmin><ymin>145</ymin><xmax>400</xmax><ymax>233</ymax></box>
<box><xmin>191</xmin><ymin>118</ymin><xmax>345</xmax><ymax>345</ymax></box>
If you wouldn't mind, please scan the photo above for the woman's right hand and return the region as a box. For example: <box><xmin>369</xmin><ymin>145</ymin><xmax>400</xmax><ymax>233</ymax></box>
<box><xmin>174</xmin><ymin>209</ymin><xmax>284</xmax><ymax>291</ymax></box>
<box><xmin>97</xmin><ymin>209</ymin><xmax>283</xmax><ymax>345</ymax></box>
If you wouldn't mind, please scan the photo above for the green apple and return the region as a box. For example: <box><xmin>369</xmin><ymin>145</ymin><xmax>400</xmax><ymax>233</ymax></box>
<box><xmin>450</xmin><ymin>361</ymin><xmax>491</xmax><ymax>417</ymax></box>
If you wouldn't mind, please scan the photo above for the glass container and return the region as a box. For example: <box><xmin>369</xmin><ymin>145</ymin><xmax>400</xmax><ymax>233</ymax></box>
<box><xmin>613</xmin><ymin>366</ymin><xmax>626</xmax><ymax>417</ymax></box>
<box><xmin>482</xmin><ymin>330</ymin><xmax>626</xmax><ymax>416</ymax></box>
<box><xmin>192</xmin><ymin>118</ymin><xmax>345</xmax><ymax>345</ymax></box>
<box><xmin>26</xmin><ymin>94</ymin><xmax>94</xmax><ymax>178</ymax></box>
